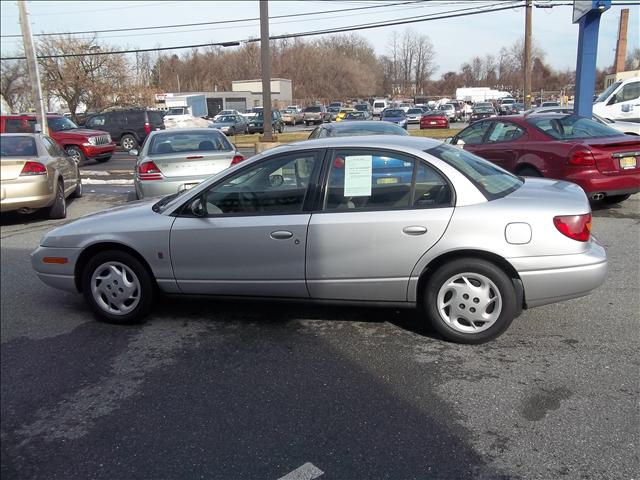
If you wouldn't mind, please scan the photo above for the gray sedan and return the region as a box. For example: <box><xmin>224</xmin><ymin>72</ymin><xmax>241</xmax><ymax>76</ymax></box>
<box><xmin>131</xmin><ymin>128</ymin><xmax>244</xmax><ymax>199</ymax></box>
<box><xmin>32</xmin><ymin>136</ymin><xmax>607</xmax><ymax>343</ymax></box>
<box><xmin>208</xmin><ymin>114</ymin><xmax>248</xmax><ymax>136</ymax></box>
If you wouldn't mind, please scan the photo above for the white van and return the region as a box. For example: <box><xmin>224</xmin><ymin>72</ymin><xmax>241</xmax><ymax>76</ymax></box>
<box><xmin>372</xmin><ymin>99</ymin><xmax>389</xmax><ymax>116</ymax></box>
<box><xmin>593</xmin><ymin>76</ymin><xmax>640</xmax><ymax>122</ymax></box>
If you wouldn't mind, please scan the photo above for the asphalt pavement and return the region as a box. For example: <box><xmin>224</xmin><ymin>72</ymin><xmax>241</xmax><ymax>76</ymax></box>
<box><xmin>1</xmin><ymin>176</ymin><xmax>638</xmax><ymax>478</ymax></box>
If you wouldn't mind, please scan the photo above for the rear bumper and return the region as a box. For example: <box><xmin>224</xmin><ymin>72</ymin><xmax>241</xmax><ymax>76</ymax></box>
<box><xmin>82</xmin><ymin>143</ymin><xmax>116</xmax><ymax>159</ymax></box>
<box><xmin>136</xmin><ymin>175</ymin><xmax>208</xmax><ymax>199</ymax></box>
<box><xmin>420</xmin><ymin>123</ymin><xmax>448</xmax><ymax>129</ymax></box>
<box><xmin>564</xmin><ymin>168</ymin><xmax>640</xmax><ymax>197</ymax></box>
<box><xmin>0</xmin><ymin>176</ymin><xmax>53</xmax><ymax>212</ymax></box>
<box><xmin>509</xmin><ymin>240</ymin><xmax>608</xmax><ymax>308</ymax></box>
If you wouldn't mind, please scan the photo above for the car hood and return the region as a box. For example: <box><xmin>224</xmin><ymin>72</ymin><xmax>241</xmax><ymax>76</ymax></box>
<box><xmin>210</xmin><ymin>122</ymin><xmax>233</xmax><ymax>127</ymax></box>
<box><xmin>40</xmin><ymin>199</ymin><xmax>169</xmax><ymax>248</ymax></box>
<box><xmin>55</xmin><ymin>128</ymin><xmax>109</xmax><ymax>137</ymax></box>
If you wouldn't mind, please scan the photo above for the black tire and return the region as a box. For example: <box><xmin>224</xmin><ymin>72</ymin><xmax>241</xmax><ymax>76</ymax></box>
<box><xmin>518</xmin><ymin>166</ymin><xmax>542</xmax><ymax>177</ymax></box>
<box><xmin>305</xmin><ymin>121</ymin><xmax>309</xmax><ymax>127</ymax></box>
<box><xmin>602</xmin><ymin>194</ymin><xmax>631</xmax><ymax>205</ymax></box>
<box><xmin>229</xmin><ymin>127</ymin><xmax>235</xmax><ymax>136</ymax></box>
<box><xmin>81</xmin><ymin>250</ymin><xmax>155</xmax><ymax>324</ymax></box>
<box><xmin>65</xmin><ymin>146</ymin><xmax>86</xmax><ymax>166</ymax></box>
<box><xmin>71</xmin><ymin>173</ymin><xmax>83</xmax><ymax>198</ymax></box>
<box><xmin>95</xmin><ymin>155</ymin><xmax>111</xmax><ymax>163</ymax></box>
<box><xmin>278</xmin><ymin>124</ymin><xmax>284</xmax><ymax>134</ymax></box>
<box><xmin>120</xmin><ymin>134</ymin><xmax>138</xmax><ymax>152</ymax></box>
<box><xmin>47</xmin><ymin>179</ymin><xmax>67</xmax><ymax>219</ymax></box>
<box><xmin>423</xmin><ymin>258</ymin><xmax>519</xmax><ymax>344</ymax></box>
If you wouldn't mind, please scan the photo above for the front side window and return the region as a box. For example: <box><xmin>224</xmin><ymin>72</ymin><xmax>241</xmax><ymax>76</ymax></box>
<box><xmin>48</xmin><ymin>117</ymin><xmax>79</xmax><ymax>132</ymax></box>
<box><xmin>148</xmin><ymin>131</ymin><xmax>231</xmax><ymax>155</ymax></box>
<box><xmin>596</xmin><ymin>81</ymin><xmax>621</xmax><ymax>103</ymax></box>
<box><xmin>42</xmin><ymin>136</ymin><xmax>64</xmax><ymax>157</ymax></box>
<box><xmin>200</xmin><ymin>152</ymin><xmax>320</xmax><ymax>216</ymax></box>
<box><xmin>324</xmin><ymin>149</ymin><xmax>452</xmax><ymax>211</ymax></box>
<box><xmin>426</xmin><ymin>144</ymin><xmax>522</xmax><ymax>200</ymax></box>
<box><xmin>615</xmin><ymin>81</ymin><xmax>640</xmax><ymax>104</ymax></box>
<box><xmin>486</xmin><ymin>122</ymin><xmax>526</xmax><ymax>143</ymax></box>
<box><xmin>86</xmin><ymin>115</ymin><xmax>105</xmax><ymax>127</ymax></box>
<box><xmin>455</xmin><ymin>121</ymin><xmax>491</xmax><ymax>145</ymax></box>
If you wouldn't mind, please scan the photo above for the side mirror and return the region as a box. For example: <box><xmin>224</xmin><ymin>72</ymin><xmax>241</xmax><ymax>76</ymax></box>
<box><xmin>445</xmin><ymin>137</ymin><xmax>454</xmax><ymax>144</ymax></box>
<box><xmin>269</xmin><ymin>174</ymin><xmax>284</xmax><ymax>187</ymax></box>
<box><xmin>129</xmin><ymin>149</ymin><xmax>139</xmax><ymax>156</ymax></box>
<box><xmin>456</xmin><ymin>139</ymin><xmax>465</xmax><ymax>147</ymax></box>
<box><xmin>190</xmin><ymin>197</ymin><xmax>205</xmax><ymax>217</ymax></box>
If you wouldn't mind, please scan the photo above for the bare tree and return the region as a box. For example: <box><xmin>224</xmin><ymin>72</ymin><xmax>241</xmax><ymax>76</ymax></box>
<box><xmin>1</xmin><ymin>58</ymin><xmax>30</xmax><ymax>112</ymax></box>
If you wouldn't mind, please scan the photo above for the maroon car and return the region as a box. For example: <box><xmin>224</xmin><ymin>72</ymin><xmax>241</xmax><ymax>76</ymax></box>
<box><xmin>449</xmin><ymin>113</ymin><xmax>640</xmax><ymax>204</ymax></box>
<box><xmin>420</xmin><ymin>111</ymin><xmax>449</xmax><ymax>129</ymax></box>
<box><xmin>0</xmin><ymin>114</ymin><xmax>116</xmax><ymax>165</ymax></box>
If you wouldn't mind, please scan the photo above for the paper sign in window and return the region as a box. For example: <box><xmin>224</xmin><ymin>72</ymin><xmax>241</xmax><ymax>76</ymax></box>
<box><xmin>344</xmin><ymin>155</ymin><xmax>372</xmax><ymax>197</ymax></box>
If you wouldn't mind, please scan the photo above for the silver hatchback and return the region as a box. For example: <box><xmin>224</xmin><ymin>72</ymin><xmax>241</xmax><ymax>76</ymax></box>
<box><xmin>132</xmin><ymin>128</ymin><xmax>243</xmax><ymax>199</ymax></box>
<box><xmin>32</xmin><ymin>136</ymin><xmax>607</xmax><ymax>343</ymax></box>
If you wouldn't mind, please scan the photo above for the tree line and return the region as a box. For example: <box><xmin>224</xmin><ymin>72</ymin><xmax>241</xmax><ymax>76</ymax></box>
<box><xmin>2</xmin><ymin>31</ymin><xmax>639</xmax><ymax>119</ymax></box>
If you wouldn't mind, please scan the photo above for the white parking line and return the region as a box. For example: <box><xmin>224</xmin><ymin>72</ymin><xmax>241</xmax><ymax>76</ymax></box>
<box><xmin>80</xmin><ymin>170</ymin><xmax>110</xmax><ymax>176</ymax></box>
<box><xmin>82</xmin><ymin>179</ymin><xmax>134</xmax><ymax>185</ymax></box>
<box><xmin>278</xmin><ymin>462</ymin><xmax>324</xmax><ymax>480</ymax></box>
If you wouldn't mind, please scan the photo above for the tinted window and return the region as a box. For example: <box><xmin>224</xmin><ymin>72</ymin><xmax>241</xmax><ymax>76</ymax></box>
<box><xmin>47</xmin><ymin>117</ymin><xmax>78</xmax><ymax>132</ymax></box>
<box><xmin>487</xmin><ymin>122</ymin><xmax>525</xmax><ymax>143</ymax></box>
<box><xmin>303</xmin><ymin>106</ymin><xmax>322</xmax><ymax>113</ymax></box>
<box><xmin>527</xmin><ymin>115</ymin><xmax>621</xmax><ymax>139</ymax></box>
<box><xmin>324</xmin><ymin>150</ymin><xmax>451</xmax><ymax>210</ymax></box>
<box><xmin>328</xmin><ymin>123</ymin><xmax>409</xmax><ymax>137</ymax></box>
<box><xmin>426</xmin><ymin>144</ymin><xmax>522</xmax><ymax>200</ymax></box>
<box><xmin>0</xmin><ymin>136</ymin><xmax>37</xmax><ymax>156</ymax></box>
<box><xmin>4</xmin><ymin>119</ymin><xmax>29</xmax><ymax>133</ymax></box>
<box><xmin>202</xmin><ymin>152</ymin><xmax>319</xmax><ymax>215</ymax></box>
<box><xmin>148</xmin><ymin>131</ymin><xmax>231</xmax><ymax>155</ymax></box>
<box><xmin>456</xmin><ymin>121</ymin><xmax>491</xmax><ymax>145</ymax></box>
<box><xmin>383</xmin><ymin>109</ymin><xmax>405</xmax><ymax>117</ymax></box>
<box><xmin>126</xmin><ymin>112</ymin><xmax>145</xmax><ymax>124</ymax></box>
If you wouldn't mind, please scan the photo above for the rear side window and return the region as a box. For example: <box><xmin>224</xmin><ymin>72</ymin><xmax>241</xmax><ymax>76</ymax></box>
<box><xmin>426</xmin><ymin>144</ymin><xmax>522</xmax><ymax>200</ymax></box>
<box><xmin>4</xmin><ymin>119</ymin><xmax>31</xmax><ymax>133</ymax></box>
<box><xmin>527</xmin><ymin>115</ymin><xmax>620</xmax><ymax>139</ymax></box>
<box><xmin>148</xmin><ymin>131</ymin><xmax>231</xmax><ymax>155</ymax></box>
<box><xmin>0</xmin><ymin>136</ymin><xmax>37</xmax><ymax>156</ymax></box>
<box><xmin>126</xmin><ymin>112</ymin><xmax>145</xmax><ymax>124</ymax></box>
<box><xmin>324</xmin><ymin>149</ymin><xmax>452</xmax><ymax>210</ymax></box>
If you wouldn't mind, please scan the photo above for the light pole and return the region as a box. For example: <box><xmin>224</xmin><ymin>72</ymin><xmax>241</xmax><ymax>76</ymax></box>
<box><xmin>260</xmin><ymin>0</ymin><xmax>273</xmax><ymax>142</ymax></box>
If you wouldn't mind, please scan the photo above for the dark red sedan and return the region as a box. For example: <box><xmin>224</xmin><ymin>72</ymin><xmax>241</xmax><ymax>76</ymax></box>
<box><xmin>449</xmin><ymin>113</ymin><xmax>640</xmax><ymax>204</ymax></box>
<box><xmin>420</xmin><ymin>110</ymin><xmax>449</xmax><ymax>129</ymax></box>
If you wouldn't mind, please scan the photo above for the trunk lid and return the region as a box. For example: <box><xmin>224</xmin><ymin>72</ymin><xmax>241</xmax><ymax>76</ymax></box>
<box><xmin>1</xmin><ymin>157</ymin><xmax>31</xmax><ymax>181</ymax></box>
<box><xmin>151</xmin><ymin>151</ymin><xmax>236</xmax><ymax>178</ymax></box>
<box><xmin>583</xmin><ymin>136</ymin><xmax>640</xmax><ymax>175</ymax></box>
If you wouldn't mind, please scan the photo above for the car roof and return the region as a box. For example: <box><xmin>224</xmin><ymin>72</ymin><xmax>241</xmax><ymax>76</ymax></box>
<box><xmin>274</xmin><ymin>134</ymin><xmax>443</xmax><ymax>153</ymax></box>
<box><xmin>0</xmin><ymin>132</ymin><xmax>41</xmax><ymax>137</ymax></box>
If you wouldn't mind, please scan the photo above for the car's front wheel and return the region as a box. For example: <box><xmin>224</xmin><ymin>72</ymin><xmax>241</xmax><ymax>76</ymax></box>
<box><xmin>423</xmin><ymin>258</ymin><xmax>519</xmax><ymax>344</ymax></box>
<box><xmin>65</xmin><ymin>146</ymin><xmax>85</xmax><ymax>166</ymax></box>
<box><xmin>82</xmin><ymin>250</ymin><xmax>155</xmax><ymax>324</ymax></box>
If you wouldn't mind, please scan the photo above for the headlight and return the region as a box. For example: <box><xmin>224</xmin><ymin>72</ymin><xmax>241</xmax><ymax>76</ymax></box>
<box><xmin>220</xmin><ymin>126</ymin><xmax>229</xmax><ymax>131</ymax></box>
<box><xmin>88</xmin><ymin>137</ymin><xmax>97</xmax><ymax>145</ymax></box>
<box><xmin>106</xmin><ymin>134</ymin><xmax>112</xmax><ymax>143</ymax></box>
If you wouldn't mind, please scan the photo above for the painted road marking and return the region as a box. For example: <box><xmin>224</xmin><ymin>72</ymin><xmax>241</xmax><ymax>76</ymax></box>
<box><xmin>82</xmin><ymin>179</ymin><xmax>134</xmax><ymax>185</ymax></box>
<box><xmin>278</xmin><ymin>462</ymin><xmax>324</xmax><ymax>480</ymax></box>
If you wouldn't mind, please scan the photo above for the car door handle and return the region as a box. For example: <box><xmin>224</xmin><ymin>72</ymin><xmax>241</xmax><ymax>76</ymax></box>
<box><xmin>402</xmin><ymin>226</ymin><xmax>428</xmax><ymax>235</ymax></box>
<box><xmin>270</xmin><ymin>230</ymin><xmax>293</xmax><ymax>240</ymax></box>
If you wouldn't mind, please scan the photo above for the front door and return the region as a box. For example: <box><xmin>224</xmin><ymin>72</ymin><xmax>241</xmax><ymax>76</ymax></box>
<box><xmin>476</xmin><ymin>120</ymin><xmax>527</xmax><ymax>171</ymax></box>
<box><xmin>170</xmin><ymin>150</ymin><xmax>322</xmax><ymax>297</ymax></box>
<box><xmin>306</xmin><ymin>148</ymin><xmax>454</xmax><ymax>302</ymax></box>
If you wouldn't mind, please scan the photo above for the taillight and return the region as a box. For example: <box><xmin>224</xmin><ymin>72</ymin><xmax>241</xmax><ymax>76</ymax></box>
<box><xmin>138</xmin><ymin>161</ymin><xmax>162</xmax><ymax>180</ymax></box>
<box><xmin>553</xmin><ymin>213</ymin><xmax>592</xmax><ymax>242</ymax></box>
<box><xmin>20</xmin><ymin>161</ymin><xmax>47</xmax><ymax>176</ymax></box>
<box><xmin>231</xmin><ymin>155</ymin><xmax>244</xmax><ymax>165</ymax></box>
<box><xmin>568</xmin><ymin>147</ymin><xmax>595</xmax><ymax>167</ymax></box>
<box><xmin>144</xmin><ymin>122</ymin><xmax>151</xmax><ymax>134</ymax></box>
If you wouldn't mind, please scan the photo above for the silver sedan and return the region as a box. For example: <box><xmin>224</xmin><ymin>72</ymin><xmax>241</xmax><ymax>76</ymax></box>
<box><xmin>32</xmin><ymin>136</ymin><xmax>607</xmax><ymax>343</ymax></box>
<box><xmin>132</xmin><ymin>128</ymin><xmax>244</xmax><ymax>199</ymax></box>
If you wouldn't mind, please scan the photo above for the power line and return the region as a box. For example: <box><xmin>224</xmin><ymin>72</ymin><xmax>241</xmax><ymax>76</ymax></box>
<box><xmin>0</xmin><ymin>2</ymin><xmax>525</xmax><ymax>61</ymax></box>
<box><xmin>0</xmin><ymin>0</ymin><xmax>426</xmax><ymax>38</ymax></box>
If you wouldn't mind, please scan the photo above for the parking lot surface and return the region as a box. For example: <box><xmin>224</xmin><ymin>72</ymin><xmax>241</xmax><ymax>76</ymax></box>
<box><xmin>1</xmin><ymin>184</ymin><xmax>638</xmax><ymax>479</ymax></box>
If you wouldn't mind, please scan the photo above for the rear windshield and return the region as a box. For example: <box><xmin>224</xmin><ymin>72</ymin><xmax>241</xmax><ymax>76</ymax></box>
<box><xmin>345</xmin><ymin>112</ymin><xmax>366</xmax><ymax>119</ymax></box>
<box><xmin>426</xmin><ymin>144</ymin><xmax>522</xmax><ymax>200</ymax></box>
<box><xmin>354</xmin><ymin>104</ymin><xmax>369</xmax><ymax>111</ymax></box>
<box><xmin>527</xmin><ymin>114</ymin><xmax>621</xmax><ymax>140</ymax></box>
<box><xmin>501</xmin><ymin>99</ymin><xmax>516</xmax><ymax>104</ymax></box>
<box><xmin>330</xmin><ymin>123</ymin><xmax>409</xmax><ymax>137</ymax></box>
<box><xmin>408</xmin><ymin>108</ymin><xmax>423</xmax><ymax>114</ymax></box>
<box><xmin>473</xmin><ymin>107</ymin><xmax>494</xmax><ymax>113</ymax></box>
<box><xmin>148</xmin><ymin>131</ymin><xmax>231</xmax><ymax>155</ymax></box>
<box><xmin>382</xmin><ymin>109</ymin><xmax>405</xmax><ymax>117</ymax></box>
<box><xmin>0</xmin><ymin>136</ymin><xmax>37</xmax><ymax>156</ymax></box>
<box><xmin>373</xmin><ymin>102</ymin><xmax>386</xmax><ymax>108</ymax></box>
<box><xmin>304</xmin><ymin>106</ymin><xmax>322</xmax><ymax>113</ymax></box>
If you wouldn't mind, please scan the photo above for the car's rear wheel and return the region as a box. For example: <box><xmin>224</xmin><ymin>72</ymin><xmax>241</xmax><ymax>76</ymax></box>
<box><xmin>121</xmin><ymin>134</ymin><xmax>138</xmax><ymax>152</ymax></box>
<box><xmin>47</xmin><ymin>179</ymin><xmax>67</xmax><ymax>219</ymax></box>
<box><xmin>517</xmin><ymin>166</ymin><xmax>542</xmax><ymax>177</ymax></box>
<box><xmin>82</xmin><ymin>250</ymin><xmax>154</xmax><ymax>324</ymax></box>
<box><xmin>71</xmin><ymin>174</ymin><xmax>83</xmax><ymax>198</ymax></box>
<box><xmin>423</xmin><ymin>258</ymin><xmax>518</xmax><ymax>344</ymax></box>
<box><xmin>65</xmin><ymin>146</ymin><xmax>85</xmax><ymax>166</ymax></box>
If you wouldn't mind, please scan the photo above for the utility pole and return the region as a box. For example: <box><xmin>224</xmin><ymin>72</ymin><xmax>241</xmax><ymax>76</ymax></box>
<box><xmin>260</xmin><ymin>0</ymin><xmax>273</xmax><ymax>142</ymax></box>
<box><xmin>18</xmin><ymin>0</ymin><xmax>47</xmax><ymax>134</ymax></box>
<box><xmin>523</xmin><ymin>0</ymin><xmax>532</xmax><ymax>110</ymax></box>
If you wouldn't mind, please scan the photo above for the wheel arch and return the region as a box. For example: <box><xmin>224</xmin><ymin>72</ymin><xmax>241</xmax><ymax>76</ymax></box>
<box><xmin>515</xmin><ymin>162</ymin><xmax>543</xmax><ymax>176</ymax></box>
<box><xmin>74</xmin><ymin>241</ymin><xmax>157</xmax><ymax>293</ymax></box>
<box><xmin>415</xmin><ymin>249</ymin><xmax>525</xmax><ymax>309</ymax></box>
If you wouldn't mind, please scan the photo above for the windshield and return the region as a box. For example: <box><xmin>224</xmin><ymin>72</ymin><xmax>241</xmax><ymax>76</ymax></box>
<box><xmin>48</xmin><ymin>117</ymin><xmax>79</xmax><ymax>132</ymax></box>
<box><xmin>526</xmin><ymin>114</ymin><xmax>621</xmax><ymax>140</ymax></box>
<box><xmin>354</xmin><ymin>104</ymin><xmax>369</xmax><ymax>111</ymax></box>
<box><xmin>439</xmin><ymin>105</ymin><xmax>453</xmax><ymax>111</ymax></box>
<box><xmin>0</xmin><ymin>136</ymin><xmax>37</xmax><ymax>156</ymax></box>
<box><xmin>304</xmin><ymin>106</ymin><xmax>322</xmax><ymax>113</ymax></box>
<box><xmin>426</xmin><ymin>144</ymin><xmax>522</xmax><ymax>200</ymax></box>
<box><xmin>408</xmin><ymin>108</ymin><xmax>423</xmax><ymax>114</ymax></box>
<box><xmin>382</xmin><ymin>109</ymin><xmax>405</xmax><ymax>117</ymax></box>
<box><xmin>217</xmin><ymin>116</ymin><xmax>236</xmax><ymax>123</ymax></box>
<box><xmin>473</xmin><ymin>107</ymin><xmax>494</xmax><ymax>113</ymax></box>
<box><xmin>344</xmin><ymin>112</ymin><xmax>366</xmax><ymax>119</ymax></box>
<box><xmin>330</xmin><ymin>123</ymin><xmax>409</xmax><ymax>137</ymax></box>
<box><xmin>501</xmin><ymin>99</ymin><xmax>516</xmax><ymax>105</ymax></box>
<box><xmin>373</xmin><ymin>102</ymin><xmax>386</xmax><ymax>108</ymax></box>
<box><xmin>167</xmin><ymin>108</ymin><xmax>186</xmax><ymax>115</ymax></box>
<box><xmin>595</xmin><ymin>81</ymin><xmax>621</xmax><ymax>103</ymax></box>
<box><xmin>148</xmin><ymin>131</ymin><xmax>231</xmax><ymax>155</ymax></box>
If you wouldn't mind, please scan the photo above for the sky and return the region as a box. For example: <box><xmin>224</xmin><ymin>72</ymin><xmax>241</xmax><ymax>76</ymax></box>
<box><xmin>1</xmin><ymin>0</ymin><xmax>638</xmax><ymax>76</ymax></box>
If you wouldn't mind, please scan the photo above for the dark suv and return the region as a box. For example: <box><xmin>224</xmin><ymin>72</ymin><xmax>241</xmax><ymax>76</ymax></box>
<box><xmin>83</xmin><ymin>109</ymin><xmax>165</xmax><ymax>151</ymax></box>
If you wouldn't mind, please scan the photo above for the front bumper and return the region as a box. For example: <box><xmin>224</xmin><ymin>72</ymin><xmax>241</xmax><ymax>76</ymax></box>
<box><xmin>509</xmin><ymin>240</ymin><xmax>608</xmax><ymax>308</ymax></box>
<box><xmin>31</xmin><ymin>245</ymin><xmax>83</xmax><ymax>293</ymax></box>
<box><xmin>0</xmin><ymin>176</ymin><xmax>53</xmax><ymax>213</ymax></box>
<box><xmin>82</xmin><ymin>143</ymin><xmax>116</xmax><ymax>159</ymax></box>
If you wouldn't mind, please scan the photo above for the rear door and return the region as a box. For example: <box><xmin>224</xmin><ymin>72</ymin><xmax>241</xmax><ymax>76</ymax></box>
<box><xmin>306</xmin><ymin>148</ymin><xmax>455</xmax><ymax>302</ymax></box>
<box><xmin>477</xmin><ymin>120</ymin><xmax>528</xmax><ymax>170</ymax></box>
<box><xmin>170</xmin><ymin>150</ymin><xmax>322</xmax><ymax>296</ymax></box>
